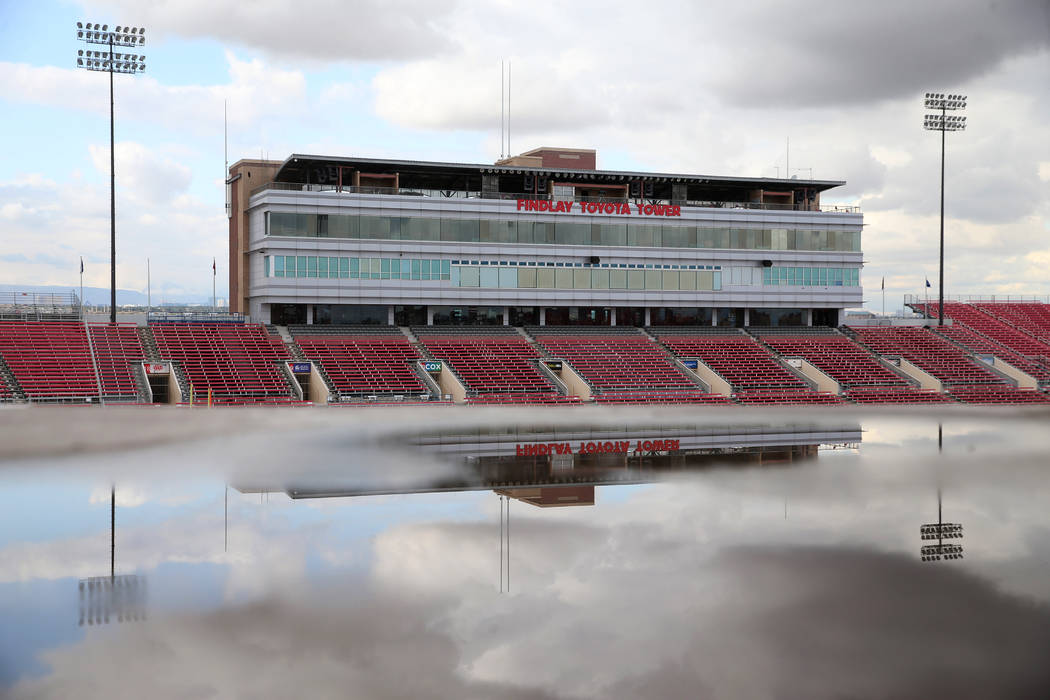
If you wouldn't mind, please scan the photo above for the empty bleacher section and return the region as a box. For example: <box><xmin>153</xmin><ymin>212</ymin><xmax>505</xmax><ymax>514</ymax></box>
<box><xmin>914</xmin><ymin>302</ymin><xmax>1050</xmax><ymax>362</ymax></box>
<box><xmin>532</xmin><ymin>329</ymin><xmax>724</xmax><ymax>403</ymax></box>
<box><xmin>291</xmin><ymin>326</ymin><xmax>426</xmax><ymax>399</ymax></box>
<box><xmin>974</xmin><ymin>303</ymin><xmax>1050</xmax><ymax>344</ymax></box>
<box><xmin>88</xmin><ymin>323</ymin><xmax>146</xmax><ymax>401</ymax></box>
<box><xmin>760</xmin><ymin>334</ymin><xmax>909</xmax><ymax>389</ymax></box>
<box><xmin>0</xmin><ymin>321</ymin><xmax>99</xmax><ymax>401</ymax></box>
<box><xmin>842</xmin><ymin>387</ymin><xmax>954</xmax><ymax>404</ymax></box>
<box><xmin>932</xmin><ymin>324</ymin><xmax>1050</xmax><ymax>385</ymax></box>
<box><xmin>848</xmin><ymin>326</ymin><xmax>1006</xmax><ymax>386</ymax></box>
<box><xmin>946</xmin><ymin>385</ymin><xmax>1050</xmax><ymax>404</ymax></box>
<box><xmin>151</xmin><ymin>323</ymin><xmax>295</xmax><ymax>404</ymax></box>
<box><xmin>415</xmin><ymin>328</ymin><xmax>578</xmax><ymax>404</ymax></box>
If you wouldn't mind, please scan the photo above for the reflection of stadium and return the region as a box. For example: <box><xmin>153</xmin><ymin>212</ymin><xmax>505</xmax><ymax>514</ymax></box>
<box><xmin>245</xmin><ymin>422</ymin><xmax>862</xmax><ymax>501</ymax></box>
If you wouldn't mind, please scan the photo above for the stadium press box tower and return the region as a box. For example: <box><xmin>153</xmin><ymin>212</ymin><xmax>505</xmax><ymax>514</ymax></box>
<box><xmin>228</xmin><ymin>147</ymin><xmax>862</xmax><ymax>328</ymax></box>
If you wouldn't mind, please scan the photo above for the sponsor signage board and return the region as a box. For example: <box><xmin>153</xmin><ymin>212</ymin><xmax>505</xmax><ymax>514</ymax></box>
<box><xmin>682</xmin><ymin>360</ymin><xmax>698</xmax><ymax>370</ymax></box>
<box><xmin>544</xmin><ymin>360</ymin><xmax>563</xmax><ymax>371</ymax></box>
<box><xmin>516</xmin><ymin>199</ymin><xmax>681</xmax><ymax>217</ymax></box>
<box><xmin>143</xmin><ymin>362</ymin><xmax>168</xmax><ymax>375</ymax></box>
<box><xmin>423</xmin><ymin>361</ymin><xmax>442</xmax><ymax>373</ymax></box>
<box><xmin>515</xmin><ymin>438</ymin><xmax>681</xmax><ymax>456</ymax></box>
<box><xmin>289</xmin><ymin>362</ymin><xmax>312</xmax><ymax>373</ymax></box>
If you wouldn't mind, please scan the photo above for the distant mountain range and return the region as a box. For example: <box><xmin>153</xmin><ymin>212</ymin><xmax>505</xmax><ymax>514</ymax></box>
<box><xmin>0</xmin><ymin>284</ymin><xmax>223</xmax><ymax>306</ymax></box>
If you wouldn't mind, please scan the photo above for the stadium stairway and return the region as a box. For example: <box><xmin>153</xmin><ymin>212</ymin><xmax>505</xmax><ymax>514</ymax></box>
<box><xmin>0</xmin><ymin>354</ymin><xmax>27</xmax><ymax>402</ymax></box>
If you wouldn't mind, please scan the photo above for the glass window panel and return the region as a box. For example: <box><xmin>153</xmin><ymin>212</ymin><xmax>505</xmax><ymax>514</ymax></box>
<box><xmin>306</xmin><ymin>256</ymin><xmax>317</xmax><ymax>278</ymax></box>
<box><xmin>451</xmin><ymin>266</ymin><xmax>460</xmax><ymax>285</ymax></box>
<box><xmin>400</xmin><ymin>217</ymin><xmax>439</xmax><ymax>241</ymax></box>
<box><xmin>498</xmin><ymin>267</ymin><xmax>517</xmax><ymax>288</ymax></box>
<box><xmin>360</xmin><ymin>216</ymin><xmax>397</xmax><ymax>240</ymax></box>
<box><xmin>555</xmin><ymin>222</ymin><xmax>590</xmax><ymax>245</ymax></box>
<box><xmin>644</xmin><ymin>270</ymin><xmax>661</xmax><ymax>289</ymax></box>
<box><xmin>349</xmin><ymin>258</ymin><xmax>359</xmax><ymax>279</ymax></box>
<box><xmin>317</xmin><ymin>257</ymin><xmax>328</xmax><ymax>278</ymax></box>
<box><xmin>573</xmin><ymin>269</ymin><xmax>591</xmax><ymax>289</ymax></box>
<box><xmin>421</xmin><ymin>259</ymin><xmax>431</xmax><ymax>281</ymax></box>
<box><xmin>441</xmin><ymin>218</ymin><xmax>479</xmax><ymax>242</ymax></box>
<box><xmin>757</xmin><ymin>229</ymin><xmax>772</xmax><ymax>250</ymax></box>
<box><xmin>459</xmin><ymin>266</ymin><xmax>480</xmax><ymax>287</ymax></box>
<box><xmin>441</xmin><ymin>260</ymin><xmax>451</xmax><ymax>279</ymax></box>
<box><xmin>628</xmin><ymin>224</ymin><xmax>658</xmax><ymax>247</ymax></box>
<box><xmin>597</xmin><ymin>223</ymin><xmax>627</xmax><ymax>246</ymax></box>
<box><xmin>274</xmin><ymin>256</ymin><xmax>284</xmax><ymax>277</ymax></box>
<box><xmin>610</xmin><ymin>269</ymin><xmax>627</xmax><ymax>289</ymax></box>
<box><xmin>555</xmin><ymin>268</ymin><xmax>574</xmax><ymax>288</ymax></box>
<box><xmin>263</xmin><ymin>256</ymin><xmax>270</xmax><ymax>277</ymax></box>
<box><xmin>338</xmin><ymin>258</ymin><xmax>349</xmax><ymax>279</ymax></box>
<box><xmin>269</xmin><ymin>213</ymin><xmax>308</xmax><ymax>237</ymax></box>
<box><xmin>698</xmin><ymin>270</ymin><xmax>714</xmax><ymax>290</ymax></box>
<box><xmin>591</xmin><ymin>269</ymin><xmax>609</xmax><ymax>289</ymax></box>
<box><xmin>296</xmin><ymin>256</ymin><xmax>307</xmax><ymax>277</ymax></box>
<box><xmin>627</xmin><ymin>270</ymin><xmax>645</xmax><ymax>289</ymax></box>
<box><xmin>536</xmin><ymin>268</ymin><xmax>555</xmax><ymax>288</ymax></box>
<box><xmin>662</xmin><ymin>225</ymin><xmax>695</xmax><ymax>249</ymax></box>
<box><xmin>662</xmin><ymin>270</ymin><xmax>679</xmax><ymax>290</ymax></box>
<box><xmin>480</xmin><ymin>267</ymin><xmax>499</xmax><ymax>287</ymax></box>
<box><xmin>679</xmin><ymin>270</ymin><xmax>697</xmax><ymax>290</ymax></box>
<box><xmin>771</xmin><ymin>228</ymin><xmax>788</xmax><ymax>250</ymax></box>
<box><xmin>518</xmin><ymin>268</ymin><xmax>537</xmax><ymax>288</ymax></box>
<box><xmin>713</xmin><ymin>271</ymin><xmax>721</xmax><ymax>290</ymax></box>
<box><xmin>380</xmin><ymin>258</ymin><xmax>390</xmax><ymax>273</ymax></box>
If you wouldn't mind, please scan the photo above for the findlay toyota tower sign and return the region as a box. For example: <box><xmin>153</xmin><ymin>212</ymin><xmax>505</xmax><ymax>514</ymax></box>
<box><xmin>516</xmin><ymin>199</ymin><xmax>682</xmax><ymax>217</ymax></box>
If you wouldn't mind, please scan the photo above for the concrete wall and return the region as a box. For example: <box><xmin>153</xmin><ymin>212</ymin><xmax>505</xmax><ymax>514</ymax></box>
<box><xmin>556</xmin><ymin>362</ymin><xmax>592</xmax><ymax>400</ymax></box>
<box><xmin>897</xmin><ymin>358</ymin><xmax>943</xmax><ymax>391</ymax></box>
<box><xmin>686</xmin><ymin>359</ymin><xmax>733</xmax><ymax>396</ymax></box>
<box><xmin>791</xmin><ymin>358</ymin><xmax>841</xmax><ymax>394</ymax></box>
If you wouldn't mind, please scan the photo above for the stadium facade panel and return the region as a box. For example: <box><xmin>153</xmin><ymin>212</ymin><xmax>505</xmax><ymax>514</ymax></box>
<box><xmin>229</xmin><ymin>149</ymin><xmax>863</xmax><ymax>327</ymax></box>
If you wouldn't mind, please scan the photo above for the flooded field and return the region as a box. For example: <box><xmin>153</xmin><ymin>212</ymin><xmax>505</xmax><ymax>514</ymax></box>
<box><xmin>1</xmin><ymin>405</ymin><xmax>1049</xmax><ymax>698</ymax></box>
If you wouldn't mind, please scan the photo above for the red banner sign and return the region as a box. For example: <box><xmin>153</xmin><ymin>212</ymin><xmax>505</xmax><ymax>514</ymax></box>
<box><xmin>516</xmin><ymin>199</ymin><xmax>681</xmax><ymax>217</ymax></box>
<box><xmin>143</xmin><ymin>363</ymin><xmax>169</xmax><ymax>374</ymax></box>
<box><xmin>515</xmin><ymin>438</ymin><xmax>680</xmax><ymax>456</ymax></box>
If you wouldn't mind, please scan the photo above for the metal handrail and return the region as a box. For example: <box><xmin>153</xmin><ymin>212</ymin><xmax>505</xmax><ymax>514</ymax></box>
<box><xmin>249</xmin><ymin>182</ymin><xmax>861</xmax><ymax>213</ymax></box>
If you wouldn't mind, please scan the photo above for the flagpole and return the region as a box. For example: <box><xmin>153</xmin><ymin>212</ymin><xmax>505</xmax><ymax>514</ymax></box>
<box><xmin>79</xmin><ymin>257</ymin><xmax>84</xmax><ymax>318</ymax></box>
<box><xmin>147</xmin><ymin>258</ymin><xmax>151</xmax><ymax>319</ymax></box>
<box><xmin>212</xmin><ymin>258</ymin><xmax>217</xmax><ymax>313</ymax></box>
<box><xmin>881</xmin><ymin>277</ymin><xmax>885</xmax><ymax>317</ymax></box>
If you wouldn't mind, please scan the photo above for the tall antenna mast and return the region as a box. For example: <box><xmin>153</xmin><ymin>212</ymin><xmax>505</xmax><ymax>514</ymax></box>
<box><xmin>224</xmin><ymin>99</ymin><xmax>230</xmax><ymax>218</ymax></box>
<box><xmin>500</xmin><ymin>61</ymin><xmax>504</xmax><ymax>159</ymax></box>
<box><xmin>507</xmin><ymin>61</ymin><xmax>511</xmax><ymax>158</ymax></box>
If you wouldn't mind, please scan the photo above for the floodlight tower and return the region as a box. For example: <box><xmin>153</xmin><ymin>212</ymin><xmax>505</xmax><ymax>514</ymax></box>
<box><xmin>75</xmin><ymin>22</ymin><xmax>147</xmax><ymax>323</ymax></box>
<box><xmin>923</xmin><ymin>93</ymin><xmax>967</xmax><ymax>326</ymax></box>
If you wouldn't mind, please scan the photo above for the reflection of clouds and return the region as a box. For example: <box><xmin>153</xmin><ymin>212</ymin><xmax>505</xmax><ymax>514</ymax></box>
<box><xmin>11</xmin><ymin>545</ymin><xmax>1050</xmax><ymax>699</ymax></box>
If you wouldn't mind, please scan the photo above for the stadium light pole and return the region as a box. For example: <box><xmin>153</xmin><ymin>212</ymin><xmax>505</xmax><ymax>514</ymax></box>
<box><xmin>76</xmin><ymin>22</ymin><xmax>147</xmax><ymax>323</ymax></box>
<box><xmin>923</xmin><ymin>93</ymin><xmax>967</xmax><ymax>326</ymax></box>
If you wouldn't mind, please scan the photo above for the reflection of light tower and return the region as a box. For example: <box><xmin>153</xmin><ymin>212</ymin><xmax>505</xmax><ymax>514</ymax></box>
<box><xmin>922</xmin><ymin>92</ymin><xmax>967</xmax><ymax>326</ymax></box>
<box><xmin>75</xmin><ymin>21</ymin><xmax>147</xmax><ymax>323</ymax></box>
<box><xmin>921</xmin><ymin>424</ymin><xmax>964</xmax><ymax>562</ymax></box>
<box><xmin>78</xmin><ymin>486</ymin><xmax>148</xmax><ymax>625</ymax></box>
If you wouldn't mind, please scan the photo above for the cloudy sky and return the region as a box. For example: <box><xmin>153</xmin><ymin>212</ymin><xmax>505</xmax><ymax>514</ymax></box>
<box><xmin>0</xmin><ymin>0</ymin><xmax>1047</xmax><ymax>306</ymax></box>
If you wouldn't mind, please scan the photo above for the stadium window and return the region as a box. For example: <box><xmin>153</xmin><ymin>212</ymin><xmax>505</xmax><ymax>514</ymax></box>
<box><xmin>380</xmin><ymin>258</ymin><xmax>391</xmax><ymax>279</ymax></box>
<box><xmin>349</xmin><ymin>258</ymin><xmax>359</xmax><ymax>279</ymax></box>
<box><xmin>263</xmin><ymin>256</ymin><xmax>270</xmax><ymax>277</ymax></box>
<box><xmin>536</xmin><ymin>268</ymin><xmax>555</xmax><ymax>288</ymax></box>
<box><xmin>339</xmin><ymin>258</ymin><xmax>349</xmax><ymax>279</ymax></box>
<box><xmin>609</xmin><ymin>269</ymin><xmax>627</xmax><ymax>289</ymax></box>
<box><xmin>555</xmin><ymin>268</ymin><xmax>574</xmax><ymax>289</ymax></box>
<box><xmin>713</xmin><ymin>271</ymin><xmax>721</xmax><ymax>290</ymax></box>
<box><xmin>317</xmin><ymin>257</ymin><xmax>328</xmax><ymax>278</ymax></box>
<box><xmin>591</xmin><ymin>268</ymin><xmax>610</xmax><ymax>289</ymax></box>
<box><xmin>421</xmin><ymin>259</ymin><xmax>431</xmax><ymax>281</ymax></box>
<box><xmin>307</xmin><ymin>256</ymin><xmax>318</xmax><ymax>278</ymax></box>
<box><xmin>627</xmin><ymin>270</ymin><xmax>644</xmax><ymax>290</ymax></box>
<box><xmin>441</xmin><ymin>259</ymin><xmax>451</xmax><ymax>280</ymax></box>
<box><xmin>459</xmin><ymin>266</ymin><xmax>480</xmax><ymax>287</ymax></box>
<box><xmin>498</xmin><ymin>267</ymin><xmax>517</xmax><ymax>288</ymax></box>
<box><xmin>679</xmin><ymin>270</ymin><xmax>697</xmax><ymax>290</ymax></box>
<box><xmin>481</xmin><ymin>266</ymin><xmax>501</xmax><ymax>287</ymax></box>
<box><xmin>698</xmin><ymin>270</ymin><xmax>714</xmax><ymax>291</ymax></box>
<box><xmin>369</xmin><ymin>258</ymin><xmax>381</xmax><ymax>279</ymax></box>
<box><xmin>518</xmin><ymin>268</ymin><xmax>537</xmax><ymax>288</ymax></box>
<box><xmin>573</xmin><ymin>268</ymin><xmax>590</xmax><ymax>289</ymax></box>
<box><xmin>316</xmin><ymin>214</ymin><xmax>329</xmax><ymax>237</ymax></box>
<box><xmin>273</xmin><ymin>256</ymin><xmax>284</xmax><ymax>278</ymax></box>
<box><xmin>662</xmin><ymin>270</ymin><xmax>679</xmax><ymax>290</ymax></box>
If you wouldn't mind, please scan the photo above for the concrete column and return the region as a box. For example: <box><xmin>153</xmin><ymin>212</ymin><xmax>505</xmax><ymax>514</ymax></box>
<box><xmin>711</xmin><ymin>309</ymin><xmax>718</xmax><ymax>326</ymax></box>
<box><xmin>644</xmin><ymin>307</ymin><xmax>651</xmax><ymax>326</ymax></box>
<box><xmin>743</xmin><ymin>308</ymin><xmax>750</xmax><ymax>326</ymax></box>
<box><xmin>388</xmin><ymin>306</ymin><xmax>395</xmax><ymax>325</ymax></box>
<box><xmin>503</xmin><ymin>306</ymin><xmax>510</xmax><ymax>326</ymax></box>
<box><xmin>836</xmin><ymin>308</ymin><xmax>845</xmax><ymax>326</ymax></box>
<box><xmin>610</xmin><ymin>308</ymin><xmax>617</xmax><ymax>326</ymax></box>
<box><xmin>306</xmin><ymin>304</ymin><xmax>313</xmax><ymax>324</ymax></box>
<box><xmin>806</xmin><ymin>309</ymin><xmax>813</xmax><ymax>326</ymax></box>
<box><xmin>539</xmin><ymin>307</ymin><xmax>546</xmax><ymax>325</ymax></box>
<box><xmin>426</xmin><ymin>306</ymin><xmax>434</xmax><ymax>325</ymax></box>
